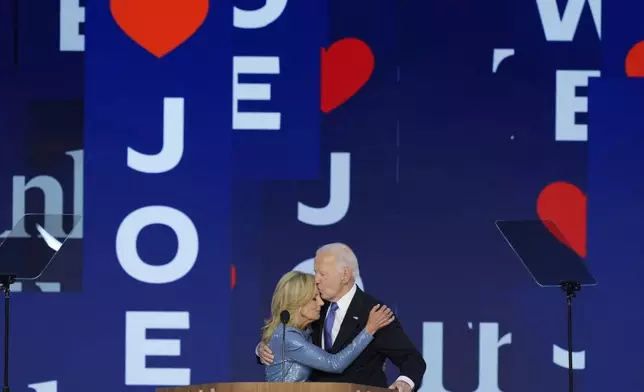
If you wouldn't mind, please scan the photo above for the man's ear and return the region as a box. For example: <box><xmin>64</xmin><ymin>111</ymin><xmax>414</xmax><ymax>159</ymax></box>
<box><xmin>342</xmin><ymin>268</ymin><xmax>351</xmax><ymax>283</ymax></box>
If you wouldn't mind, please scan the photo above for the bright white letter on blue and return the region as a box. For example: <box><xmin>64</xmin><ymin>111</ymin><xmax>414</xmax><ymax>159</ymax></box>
<box><xmin>116</xmin><ymin>206</ymin><xmax>198</xmax><ymax>284</ymax></box>
<box><xmin>59</xmin><ymin>0</ymin><xmax>85</xmax><ymax>51</ymax></box>
<box><xmin>233</xmin><ymin>0</ymin><xmax>288</xmax><ymax>29</ymax></box>
<box><xmin>127</xmin><ymin>98</ymin><xmax>185</xmax><ymax>174</ymax></box>
<box><xmin>233</xmin><ymin>57</ymin><xmax>281</xmax><ymax>130</ymax></box>
<box><xmin>125</xmin><ymin>311</ymin><xmax>191</xmax><ymax>386</ymax></box>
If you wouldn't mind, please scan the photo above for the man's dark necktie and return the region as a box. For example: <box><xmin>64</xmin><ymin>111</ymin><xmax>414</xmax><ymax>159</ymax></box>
<box><xmin>324</xmin><ymin>303</ymin><xmax>339</xmax><ymax>352</ymax></box>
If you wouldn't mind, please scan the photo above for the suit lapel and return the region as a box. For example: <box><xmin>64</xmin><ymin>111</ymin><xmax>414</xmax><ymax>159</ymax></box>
<box><xmin>331</xmin><ymin>288</ymin><xmax>364</xmax><ymax>352</ymax></box>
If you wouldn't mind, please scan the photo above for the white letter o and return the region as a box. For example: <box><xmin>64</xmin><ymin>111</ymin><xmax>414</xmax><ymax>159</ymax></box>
<box><xmin>116</xmin><ymin>206</ymin><xmax>198</xmax><ymax>284</ymax></box>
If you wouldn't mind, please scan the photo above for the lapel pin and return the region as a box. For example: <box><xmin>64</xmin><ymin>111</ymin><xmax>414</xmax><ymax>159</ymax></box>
<box><xmin>353</xmin><ymin>316</ymin><xmax>358</xmax><ymax>320</ymax></box>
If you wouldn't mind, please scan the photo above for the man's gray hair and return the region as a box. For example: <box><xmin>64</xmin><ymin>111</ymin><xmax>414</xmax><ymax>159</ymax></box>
<box><xmin>316</xmin><ymin>243</ymin><xmax>360</xmax><ymax>280</ymax></box>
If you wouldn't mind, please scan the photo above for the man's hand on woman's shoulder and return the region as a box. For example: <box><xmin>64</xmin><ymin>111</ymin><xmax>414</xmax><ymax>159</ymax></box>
<box><xmin>258</xmin><ymin>341</ymin><xmax>275</xmax><ymax>365</ymax></box>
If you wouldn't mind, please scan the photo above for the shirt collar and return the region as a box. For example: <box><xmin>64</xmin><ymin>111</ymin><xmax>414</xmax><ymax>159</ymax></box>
<box><xmin>335</xmin><ymin>283</ymin><xmax>357</xmax><ymax>312</ymax></box>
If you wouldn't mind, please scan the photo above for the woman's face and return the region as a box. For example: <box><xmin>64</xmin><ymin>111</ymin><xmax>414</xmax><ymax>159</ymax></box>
<box><xmin>299</xmin><ymin>290</ymin><xmax>324</xmax><ymax>325</ymax></box>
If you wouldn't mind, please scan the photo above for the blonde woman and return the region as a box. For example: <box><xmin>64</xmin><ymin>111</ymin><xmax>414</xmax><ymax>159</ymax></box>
<box><xmin>263</xmin><ymin>271</ymin><xmax>394</xmax><ymax>382</ymax></box>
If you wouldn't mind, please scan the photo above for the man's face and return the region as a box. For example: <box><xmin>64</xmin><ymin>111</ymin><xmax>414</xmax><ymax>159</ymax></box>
<box><xmin>314</xmin><ymin>252</ymin><xmax>345</xmax><ymax>302</ymax></box>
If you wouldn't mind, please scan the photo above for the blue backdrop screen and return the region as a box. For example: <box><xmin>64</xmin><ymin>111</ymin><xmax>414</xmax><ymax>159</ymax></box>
<box><xmin>0</xmin><ymin>0</ymin><xmax>638</xmax><ymax>391</ymax></box>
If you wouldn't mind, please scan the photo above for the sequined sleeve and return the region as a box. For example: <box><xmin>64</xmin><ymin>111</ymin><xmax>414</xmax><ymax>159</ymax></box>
<box><xmin>285</xmin><ymin>328</ymin><xmax>373</xmax><ymax>373</ymax></box>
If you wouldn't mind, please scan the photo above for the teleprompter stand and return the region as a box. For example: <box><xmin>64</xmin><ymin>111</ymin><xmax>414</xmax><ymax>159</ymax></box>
<box><xmin>495</xmin><ymin>220</ymin><xmax>597</xmax><ymax>392</ymax></box>
<box><xmin>0</xmin><ymin>214</ymin><xmax>81</xmax><ymax>392</ymax></box>
<box><xmin>0</xmin><ymin>275</ymin><xmax>13</xmax><ymax>392</ymax></box>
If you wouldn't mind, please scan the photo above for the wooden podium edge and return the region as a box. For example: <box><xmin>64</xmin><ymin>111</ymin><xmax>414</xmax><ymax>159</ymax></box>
<box><xmin>156</xmin><ymin>382</ymin><xmax>390</xmax><ymax>392</ymax></box>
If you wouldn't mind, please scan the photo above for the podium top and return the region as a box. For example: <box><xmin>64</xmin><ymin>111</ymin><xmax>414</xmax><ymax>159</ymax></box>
<box><xmin>0</xmin><ymin>214</ymin><xmax>81</xmax><ymax>280</ymax></box>
<box><xmin>496</xmin><ymin>219</ymin><xmax>597</xmax><ymax>287</ymax></box>
<box><xmin>156</xmin><ymin>382</ymin><xmax>390</xmax><ymax>392</ymax></box>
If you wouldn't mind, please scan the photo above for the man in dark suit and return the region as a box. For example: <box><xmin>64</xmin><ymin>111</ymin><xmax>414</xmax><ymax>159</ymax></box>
<box><xmin>256</xmin><ymin>243</ymin><xmax>426</xmax><ymax>392</ymax></box>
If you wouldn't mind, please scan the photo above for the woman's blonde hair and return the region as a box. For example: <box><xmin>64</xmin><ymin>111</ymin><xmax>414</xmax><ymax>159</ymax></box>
<box><xmin>261</xmin><ymin>271</ymin><xmax>318</xmax><ymax>343</ymax></box>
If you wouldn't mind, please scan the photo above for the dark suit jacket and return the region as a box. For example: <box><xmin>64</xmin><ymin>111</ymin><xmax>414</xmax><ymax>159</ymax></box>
<box><xmin>259</xmin><ymin>287</ymin><xmax>426</xmax><ymax>388</ymax></box>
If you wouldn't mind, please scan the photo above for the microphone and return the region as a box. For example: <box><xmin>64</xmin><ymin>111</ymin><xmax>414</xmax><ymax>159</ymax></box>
<box><xmin>280</xmin><ymin>310</ymin><xmax>290</xmax><ymax>323</ymax></box>
<box><xmin>280</xmin><ymin>310</ymin><xmax>290</xmax><ymax>382</ymax></box>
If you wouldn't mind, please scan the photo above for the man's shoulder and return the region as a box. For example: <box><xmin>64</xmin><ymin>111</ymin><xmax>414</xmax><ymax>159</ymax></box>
<box><xmin>359</xmin><ymin>290</ymin><xmax>380</xmax><ymax>304</ymax></box>
<box><xmin>354</xmin><ymin>288</ymin><xmax>384</xmax><ymax>309</ymax></box>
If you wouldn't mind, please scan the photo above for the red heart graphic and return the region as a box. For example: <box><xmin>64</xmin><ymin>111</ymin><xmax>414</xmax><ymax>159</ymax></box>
<box><xmin>321</xmin><ymin>38</ymin><xmax>375</xmax><ymax>113</ymax></box>
<box><xmin>625</xmin><ymin>40</ymin><xmax>644</xmax><ymax>77</ymax></box>
<box><xmin>536</xmin><ymin>181</ymin><xmax>587</xmax><ymax>258</ymax></box>
<box><xmin>110</xmin><ymin>0</ymin><xmax>209</xmax><ymax>58</ymax></box>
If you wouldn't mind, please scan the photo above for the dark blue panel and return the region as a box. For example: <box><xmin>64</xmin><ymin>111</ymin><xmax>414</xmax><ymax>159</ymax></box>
<box><xmin>83</xmin><ymin>0</ymin><xmax>232</xmax><ymax>389</ymax></box>
<box><xmin>586</xmin><ymin>78</ymin><xmax>644</xmax><ymax>391</ymax></box>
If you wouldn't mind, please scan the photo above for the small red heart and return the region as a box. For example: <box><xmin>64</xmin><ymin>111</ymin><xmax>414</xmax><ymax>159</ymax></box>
<box><xmin>321</xmin><ymin>38</ymin><xmax>374</xmax><ymax>113</ymax></box>
<box><xmin>110</xmin><ymin>0</ymin><xmax>209</xmax><ymax>58</ymax></box>
<box><xmin>625</xmin><ymin>40</ymin><xmax>644</xmax><ymax>77</ymax></box>
<box><xmin>537</xmin><ymin>181</ymin><xmax>587</xmax><ymax>258</ymax></box>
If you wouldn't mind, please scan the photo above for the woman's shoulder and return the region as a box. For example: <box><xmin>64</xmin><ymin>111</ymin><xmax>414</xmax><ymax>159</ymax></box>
<box><xmin>283</xmin><ymin>327</ymin><xmax>312</xmax><ymax>349</ymax></box>
<box><xmin>270</xmin><ymin>323</ymin><xmax>312</xmax><ymax>341</ymax></box>
<box><xmin>269</xmin><ymin>324</ymin><xmax>307</xmax><ymax>342</ymax></box>
<box><xmin>284</xmin><ymin>326</ymin><xmax>307</xmax><ymax>339</ymax></box>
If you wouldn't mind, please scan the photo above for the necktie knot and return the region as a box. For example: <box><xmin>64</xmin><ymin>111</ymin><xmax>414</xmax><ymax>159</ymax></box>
<box><xmin>330</xmin><ymin>302</ymin><xmax>339</xmax><ymax>312</ymax></box>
